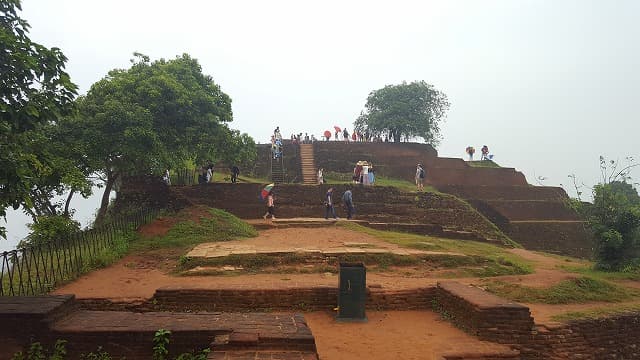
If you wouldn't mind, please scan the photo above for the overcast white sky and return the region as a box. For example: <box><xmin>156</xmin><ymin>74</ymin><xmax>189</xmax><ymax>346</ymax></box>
<box><xmin>3</xmin><ymin>0</ymin><xmax>639</xmax><ymax>250</ymax></box>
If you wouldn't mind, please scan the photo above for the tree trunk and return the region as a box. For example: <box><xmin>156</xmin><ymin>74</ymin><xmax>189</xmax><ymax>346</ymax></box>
<box><xmin>64</xmin><ymin>190</ymin><xmax>75</xmax><ymax>217</ymax></box>
<box><xmin>95</xmin><ymin>171</ymin><xmax>118</xmax><ymax>225</ymax></box>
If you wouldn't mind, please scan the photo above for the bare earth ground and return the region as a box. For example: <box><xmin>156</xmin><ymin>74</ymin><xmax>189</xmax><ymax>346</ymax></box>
<box><xmin>53</xmin><ymin>224</ymin><xmax>640</xmax><ymax>359</ymax></box>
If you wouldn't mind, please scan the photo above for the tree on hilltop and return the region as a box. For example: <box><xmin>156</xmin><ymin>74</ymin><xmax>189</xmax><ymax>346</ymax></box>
<box><xmin>354</xmin><ymin>81</ymin><xmax>449</xmax><ymax>145</ymax></box>
<box><xmin>0</xmin><ymin>0</ymin><xmax>78</xmax><ymax>238</ymax></box>
<box><xmin>74</xmin><ymin>53</ymin><xmax>254</xmax><ymax>223</ymax></box>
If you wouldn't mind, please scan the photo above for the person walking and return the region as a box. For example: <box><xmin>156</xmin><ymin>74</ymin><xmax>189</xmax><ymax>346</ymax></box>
<box><xmin>263</xmin><ymin>191</ymin><xmax>276</xmax><ymax>220</ymax></box>
<box><xmin>466</xmin><ymin>146</ymin><xmax>475</xmax><ymax>161</ymax></box>
<box><xmin>342</xmin><ymin>189</ymin><xmax>355</xmax><ymax>220</ymax></box>
<box><xmin>231</xmin><ymin>165</ymin><xmax>240</xmax><ymax>183</ymax></box>
<box><xmin>324</xmin><ymin>187</ymin><xmax>339</xmax><ymax>220</ymax></box>
<box><xmin>415</xmin><ymin>163</ymin><xmax>426</xmax><ymax>191</ymax></box>
<box><xmin>317</xmin><ymin>167</ymin><xmax>324</xmax><ymax>185</ymax></box>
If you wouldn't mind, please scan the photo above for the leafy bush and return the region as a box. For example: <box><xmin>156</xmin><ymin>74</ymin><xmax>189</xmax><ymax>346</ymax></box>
<box><xmin>578</xmin><ymin>181</ymin><xmax>640</xmax><ymax>270</ymax></box>
<box><xmin>22</xmin><ymin>215</ymin><xmax>81</xmax><ymax>247</ymax></box>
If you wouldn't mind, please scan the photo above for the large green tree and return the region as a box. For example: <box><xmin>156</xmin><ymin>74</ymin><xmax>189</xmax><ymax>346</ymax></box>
<box><xmin>1</xmin><ymin>0</ymin><xmax>77</xmax><ymax>237</ymax></box>
<box><xmin>572</xmin><ymin>157</ymin><xmax>640</xmax><ymax>270</ymax></box>
<box><xmin>75</xmin><ymin>53</ymin><xmax>254</xmax><ymax>222</ymax></box>
<box><xmin>354</xmin><ymin>81</ymin><xmax>449</xmax><ymax>145</ymax></box>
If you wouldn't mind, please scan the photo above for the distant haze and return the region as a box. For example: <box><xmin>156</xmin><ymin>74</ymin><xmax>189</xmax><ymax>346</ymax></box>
<box><xmin>3</xmin><ymin>0</ymin><xmax>638</xmax><ymax>246</ymax></box>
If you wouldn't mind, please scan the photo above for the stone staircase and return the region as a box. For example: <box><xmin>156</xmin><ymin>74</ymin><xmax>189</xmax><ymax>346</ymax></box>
<box><xmin>271</xmin><ymin>156</ymin><xmax>285</xmax><ymax>184</ymax></box>
<box><xmin>299</xmin><ymin>143</ymin><xmax>317</xmax><ymax>185</ymax></box>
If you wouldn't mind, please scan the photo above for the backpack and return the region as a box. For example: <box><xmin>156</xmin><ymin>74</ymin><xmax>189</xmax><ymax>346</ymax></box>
<box><xmin>419</xmin><ymin>168</ymin><xmax>425</xmax><ymax>179</ymax></box>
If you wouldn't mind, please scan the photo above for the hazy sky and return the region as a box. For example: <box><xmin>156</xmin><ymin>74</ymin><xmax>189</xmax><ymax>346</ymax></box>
<box><xmin>3</xmin><ymin>0</ymin><xmax>639</xmax><ymax>249</ymax></box>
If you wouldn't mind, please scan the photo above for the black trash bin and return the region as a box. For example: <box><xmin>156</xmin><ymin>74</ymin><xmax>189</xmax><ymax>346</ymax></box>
<box><xmin>337</xmin><ymin>262</ymin><xmax>367</xmax><ymax>322</ymax></box>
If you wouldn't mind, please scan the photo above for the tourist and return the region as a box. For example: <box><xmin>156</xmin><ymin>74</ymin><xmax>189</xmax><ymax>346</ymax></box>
<box><xmin>206</xmin><ymin>165</ymin><xmax>213</xmax><ymax>183</ymax></box>
<box><xmin>263</xmin><ymin>190</ymin><xmax>276</xmax><ymax>220</ymax></box>
<box><xmin>311</xmin><ymin>134</ymin><xmax>317</xmax><ymax>142</ymax></box>
<box><xmin>481</xmin><ymin>145</ymin><xmax>489</xmax><ymax>160</ymax></box>
<box><xmin>342</xmin><ymin>189</ymin><xmax>355</xmax><ymax>220</ymax></box>
<box><xmin>231</xmin><ymin>165</ymin><xmax>240</xmax><ymax>183</ymax></box>
<box><xmin>362</xmin><ymin>163</ymin><xmax>370</xmax><ymax>185</ymax></box>
<box><xmin>163</xmin><ymin>169</ymin><xmax>171</xmax><ymax>185</ymax></box>
<box><xmin>415</xmin><ymin>163</ymin><xmax>425</xmax><ymax>191</ymax></box>
<box><xmin>466</xmin><ymin>146</ymin><xmax>475</xmax><ymax>161</ymax></box>
<box><xmin>324</xmin><ymin>187</ymin><xmax>338</xmax><ymax>220</ymax></box>
<box><xmin>368</xmin><ymin>167</ymin><xmax>375</xmax><ymax>185</ymax></box>
<box><xmin>317</xmin><ymin>167</ymin><xmax>324</xmax><ymax>185</ymax></box>
<box><xmin>351</xmin><ymin>132</ymin><xmax>357</xmax><ymax>142</ymax></box>
<box><xmin>343</xmin><ymin>128</ymin><xmax>349</xmax><ymax>141</ymax></box>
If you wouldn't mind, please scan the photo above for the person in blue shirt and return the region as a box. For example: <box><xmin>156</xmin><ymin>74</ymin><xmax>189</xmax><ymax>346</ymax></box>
<box><xmin>342</xmin><ymin>189</ymin><xmax>355</xmax><ymax>220</ymax></box>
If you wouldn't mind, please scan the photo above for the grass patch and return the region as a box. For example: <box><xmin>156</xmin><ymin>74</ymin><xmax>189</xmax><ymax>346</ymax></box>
<box><xmin>467</xmin><ymin>160</ymin><xmax>501</xmax><ymax>168</ymax></box>
<box><xmin>323</xmin><ymin>172</ymin><xmax>438</xmax><ymax>193</ymax></box>
<box><xmin>131</xmin><ymin>208</ymin><xmax>257</xmax><ymax>251</ymax></box>
<box><xmin>560</xmin><ymin>264</ymin><xmax>640</xmax><ymax>281</ymax></box>
<box><xmin>551</xmin><ymin>303</ymin><xmax>640</xmax><ymax>322</ymax></box>
<box><xmin>337</xmin><ymin>222</ymin><xmax>532</xmax><ymax>275</ymax></box>
<box><xmin>483</xmin><ymin>277</ymin><xmax>640</xmax><ymax>304</ymax></box>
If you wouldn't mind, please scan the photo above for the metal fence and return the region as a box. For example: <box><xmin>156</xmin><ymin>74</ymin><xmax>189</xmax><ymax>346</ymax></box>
<box><xmin>0</xmin><ymin>208</ymin><xmax>161</xmax><ymax>296</ymax></box>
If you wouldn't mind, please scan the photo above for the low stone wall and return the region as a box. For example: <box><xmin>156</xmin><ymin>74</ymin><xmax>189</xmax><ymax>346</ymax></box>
<box><xmin>151</xmin><ymin>286</ymin><xmax>436</xmax><ymax>312</ymax></box>
<box><xmin>434</xmin><ymin>281</ymin><xmax>534</xmax><ymax>345</ymax></box>
<box><xmin>438</xmin><ymin>185</ymin><xmax>568</xmax><ymax>201</ymax></box>
<box><xmin>172</xmin><ymin>183</ymin><xmax>508</xmax><ymax>241</ymax></box>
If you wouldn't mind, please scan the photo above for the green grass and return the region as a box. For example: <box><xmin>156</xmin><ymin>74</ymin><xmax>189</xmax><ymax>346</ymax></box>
<box><xmin>552</xmin><ymin>303</ymin><xmax>640</xmax><ymax>322</ymax></box>
<box><xmin>560</xmin><ymin>264</ymin><xmax>640</xmax><ymax>282</ymax></box>
<box><xmin>483</xmin><ymin>276</ymin><xmax>640</xmax><ymax>304</ymax></box>
<box><xmin>131</xmin><ymin>208</ymin><xmax>257</xmax><ymax>251</ymax></box>
<box><xmin>323</xmin><ymin>172</ymin><xmax>438</xmax><ymax>193</ymax></box>
<box><xmin>467</xmin><ymin>160</ymin><xmax>501</xmax><ymax>168</ymax></box>
<box><xmin>337</xmin><ymin>222</ymin><xmax>532</xmax><ymax>275</ymax></box>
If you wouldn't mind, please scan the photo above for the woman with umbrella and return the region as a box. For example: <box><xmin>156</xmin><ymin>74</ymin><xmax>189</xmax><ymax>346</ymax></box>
<box><xmin>261</xmin><ymin>184</ymin><xmax>276</xmax><ymax>220</ymax></box>
<box><xmin>334</xmin><ymin>126</ymin><xmax>341</xmax><ymax>141</ymax></box>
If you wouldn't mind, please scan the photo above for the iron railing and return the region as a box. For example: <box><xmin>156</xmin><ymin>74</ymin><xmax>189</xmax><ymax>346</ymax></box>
<box><xmin>0</xmin><ymin>208</ymin><xmax>160</xmax><ymax>296</ymax></box>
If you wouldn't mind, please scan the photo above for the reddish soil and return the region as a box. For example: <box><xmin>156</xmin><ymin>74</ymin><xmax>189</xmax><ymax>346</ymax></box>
<box><xmin>52</xmin><ymin>218</ymin><xmax>640</xmax><ymax>359</ymax></box>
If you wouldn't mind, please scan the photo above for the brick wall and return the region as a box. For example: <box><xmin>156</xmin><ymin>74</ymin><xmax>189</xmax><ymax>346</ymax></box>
<box><xmin>171</xmin><ymin>183</ymin><xmax>507</xmax><ymax>241</ymax></box>
<box><xmin>150</xmin><ymin>286</ymin><xmax>436</xmax><ymax>312</ymax></box>
<box><xmin>434</xmin><ymin>281</ymin><xmax>534</xmax><ymax>345</ymax></box>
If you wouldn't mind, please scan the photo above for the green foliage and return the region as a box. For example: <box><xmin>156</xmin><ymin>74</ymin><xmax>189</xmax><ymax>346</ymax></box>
<box><xmin>153</xmin><ymin>329</ymin><xmax>171</xmax><ymax>360</ymax></box>
<box><xmin>467</xmin><ymin>160</ymin><xmax>501</xmax><ymax>168</ymax></box>
<box><xmin>578</xmin><ymin>181</ymin><xmax>640</xmax><ymax>270</ymax></box>
<box><xmin>354</xmin><ymin>81</ymin><xmax>449</xmax><ymax>145</ymax></box>
<box><xmin>131</xmin><ymin>208</ymin><xmax>257</xmax><ymax>251</ymax></box>
<box><xmin>22</xmin><ymin>215</ymin><xmax>81</xmax><ymax>247</ymax></box>
<box><xmin>483</xmin><ymin>276</ymin><xmax>640</xmax><ymax>304</ymax></box>
<box><xmin>11</xmin><ymin>340</ymin><xmax>67</xmax><ymax>360</ymax></box>
<box><xmin>152</xmin><ymin>329</ymin><xmax>210</xmax><ymax>360</ymax></box>
<box><xmin>72</xmin><ymin>53</ymin><xmax>255</xmax><ymax>222</ymax></box>
<box><xmin>79</xmin><ymin>347</ymin><xmax>112</xmax><ymax>360</ymax></box>
<box><xmin>0</xmin><ymin>0</ymin><xmax>78</xmax><ymax>237</ymax></box>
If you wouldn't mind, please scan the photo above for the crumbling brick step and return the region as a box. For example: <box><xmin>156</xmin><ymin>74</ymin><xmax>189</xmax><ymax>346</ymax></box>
<box><xmin>208</xmin><ymin>350</ymin><xmax>319</xmax><ymax>360</ymax></box>
<box><xmin>46</xmin><ymin>311</ymin><xmax>316</xmax><ymax>358</ymax></box>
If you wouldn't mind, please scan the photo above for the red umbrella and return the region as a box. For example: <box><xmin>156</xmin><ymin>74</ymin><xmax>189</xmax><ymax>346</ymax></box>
<box><xmin>323</xmin><ymin>130</ymin><xmax>331</xmax><ymax>139</ymax></box>
<box><xmin>333</xmin><ymin>126</ymin><xmax>341</xmax><ymax>132</ymax></box>
<box><xmin>260</xmin><ymin>183</ymin><xmax>274</xmax><ymax>201</ymax></box>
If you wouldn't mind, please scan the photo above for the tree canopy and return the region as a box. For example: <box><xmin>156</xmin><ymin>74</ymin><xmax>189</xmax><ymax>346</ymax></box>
<box><xmin>572</xmin><ymin>157</ymin><xmax>640</xmax><ymax>270</ymax></box>
<box><xmin>74</xmin><ymin>53</ymin><xmax>255</xmax><ymax>222</ymax></box>
<box><xmin>1</xmin><ymin>0</ymin><xmax>78</xmax><ymax>237</ymax></box>
<box><xmin>354</xmin><ymin>81</ymin><xmax>449</xmax><ymax>145</ymax></box>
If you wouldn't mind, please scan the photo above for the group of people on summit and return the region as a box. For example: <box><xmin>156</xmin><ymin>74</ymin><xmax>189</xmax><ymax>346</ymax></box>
<box><xmin>465</xmin><ymin>145</ymin><xmax>492</xmax><ymax>161</ymax></box>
